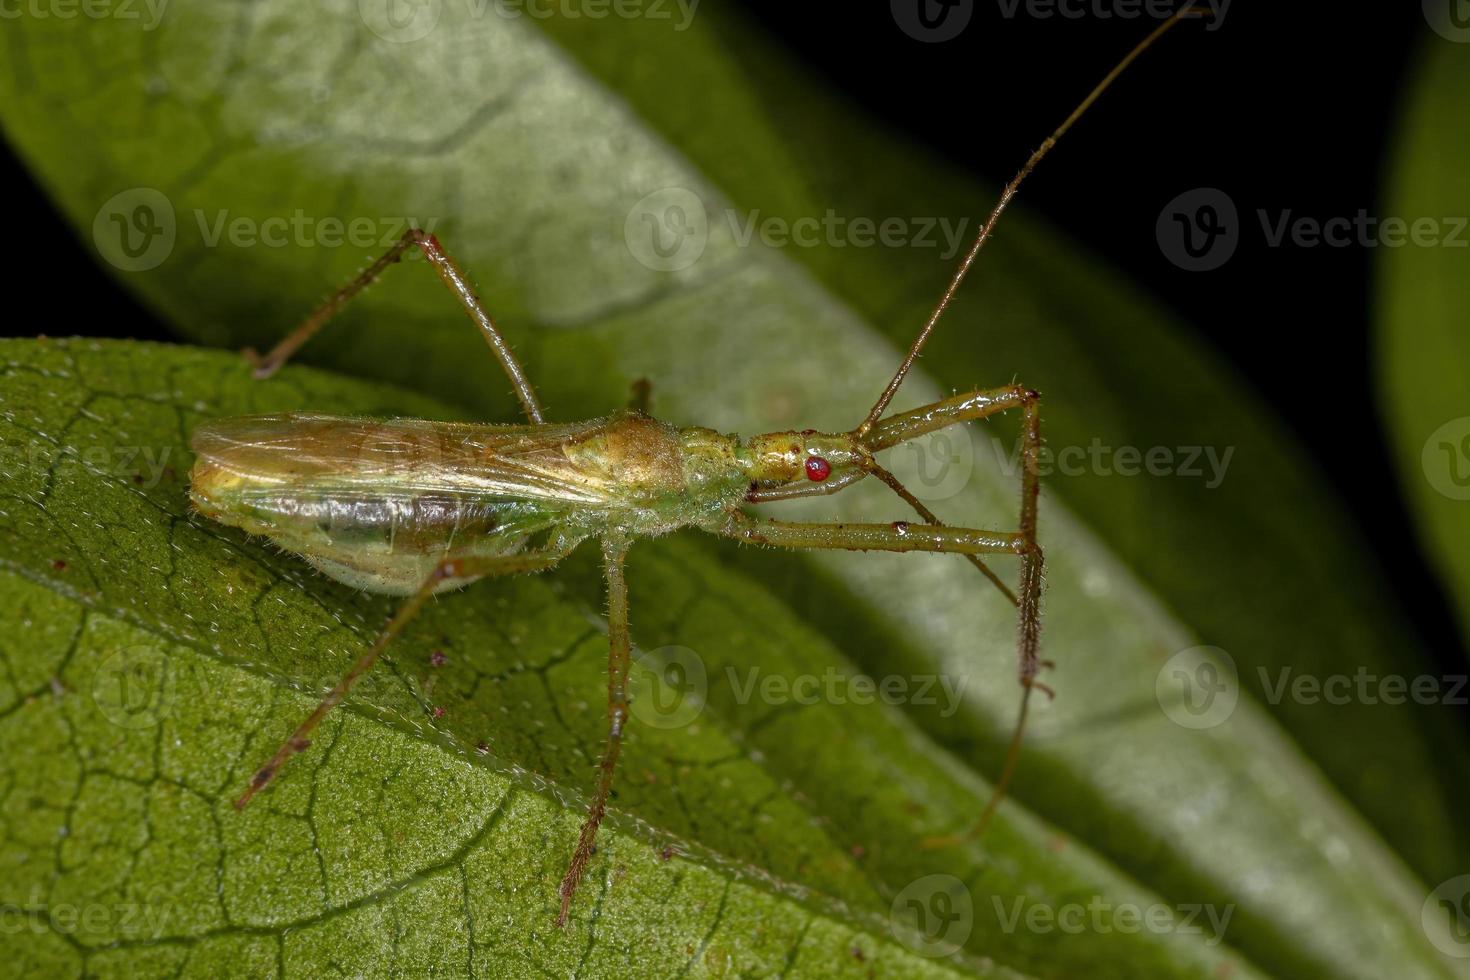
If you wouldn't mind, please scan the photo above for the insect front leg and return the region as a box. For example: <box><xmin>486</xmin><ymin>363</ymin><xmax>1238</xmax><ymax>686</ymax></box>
<box><xmin>557</xmin><ymin>535</ymin><xmax>633</xmax><ymax>927</ymax></box>
<box><xmin>719</xmin><ymin>507</ymin><xmax>1046</xmax><ymax>844</ymax></box>
<box><xmin>234</xmin><ymin>544</ymin><xmax>575</xmax><ymax>810</ymax></box>
<box><xmin>246</xmin><ymin>228</ymin><xmax>545</xmax><ymax>424</ymax></box>
<box><xmin>720</xmin><ymin>512</ymin><xmax>1043</xmax><ymax>685</ymax></box>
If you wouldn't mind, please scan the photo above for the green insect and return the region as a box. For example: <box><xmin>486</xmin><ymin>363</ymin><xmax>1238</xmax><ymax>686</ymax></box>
<box><xmin>189</xmin><ymin>11</ymin><xmax>1198</xmax><ymax>927</ymax></box>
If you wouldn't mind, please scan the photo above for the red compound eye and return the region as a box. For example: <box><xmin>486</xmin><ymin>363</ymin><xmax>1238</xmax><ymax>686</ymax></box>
<box><xmin>805</xmin><ymin>456</ymin><xmax>832</xmax><ymax>482</ymax></box>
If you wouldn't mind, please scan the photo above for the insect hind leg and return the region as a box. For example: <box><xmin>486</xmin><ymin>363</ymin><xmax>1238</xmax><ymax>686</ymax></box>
<box><xmin>246</xmin><ymin>228</ymin><xmax>545</xmax><ymax>424</ymax></box>
<box><xmin>233</xmin><ymin>544</ymin><xmax>574</xmax><ymax>811</ymax></box>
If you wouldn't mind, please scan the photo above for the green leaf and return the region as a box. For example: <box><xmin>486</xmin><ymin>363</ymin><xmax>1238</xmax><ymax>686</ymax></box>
<box><xmin>1377</xmin><ymin>36</ymin><xmax>1470</xmax><ymax>649</ymax></box>
<box><xmin>0</xmin><ymin>5</ymin><xmax>1466</xmax><ymax>980</ymax></box>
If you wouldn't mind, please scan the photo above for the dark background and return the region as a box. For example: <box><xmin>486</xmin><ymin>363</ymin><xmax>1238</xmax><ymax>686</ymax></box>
<box><xmin>4</xmin><ymin>2</ymin><xmax>1461</xmax><ymax>676</ymax></box>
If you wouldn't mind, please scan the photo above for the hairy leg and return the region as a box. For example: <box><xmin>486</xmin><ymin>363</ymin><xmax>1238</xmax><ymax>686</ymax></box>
<box><xmin>557</xmin><ymin>535</ymin><xmax>632</xmax><ymax>927</ymax></box>
<box><xmin>247</xmin><ymin>228</ymin><xmax>544</xmax><ymax>424</ymax></box>
<box><xmin>234</xmin><ymin>544</ymin><xmax>574</xmax><ymax>810</ymax></box>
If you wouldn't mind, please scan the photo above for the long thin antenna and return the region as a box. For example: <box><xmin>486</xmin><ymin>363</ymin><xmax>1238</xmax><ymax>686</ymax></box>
<box><xmin>854</xmin><ymin>5</ymin><xmax>1201</xmax><ymax>437</ymax></box>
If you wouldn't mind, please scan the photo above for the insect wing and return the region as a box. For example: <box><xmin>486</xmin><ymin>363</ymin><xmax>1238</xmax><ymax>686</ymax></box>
<box><xmin>191</xmin><ymin>413</ymin><xmax>618</xmax><ymax>509</ymax></box>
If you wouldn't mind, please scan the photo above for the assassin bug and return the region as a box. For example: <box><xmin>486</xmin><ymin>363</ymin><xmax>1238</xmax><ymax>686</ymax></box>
<box><xmin>188</xmin><ymin>9</ymin><xmax>1200</xmax><ymax>927</ymax></box>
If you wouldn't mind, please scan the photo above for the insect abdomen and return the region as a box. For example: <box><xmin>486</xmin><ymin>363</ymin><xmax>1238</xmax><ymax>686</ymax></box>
<box><xmin>189</xmin><ymin>415</ymin><xmax>561</xmax><ymax>595</ymax></box>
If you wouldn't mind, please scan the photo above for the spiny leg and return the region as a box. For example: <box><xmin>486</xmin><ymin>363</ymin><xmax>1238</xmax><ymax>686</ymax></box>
<box><xmin>234</xmin><ymin>545</ymin><xmax>574</xmax><ymax>810</ymax></box>
<box><xmin>557</xmin><ymin>536</ymin><xmax>632</xmax><ymax>927</ymax></box>
<box><xmin>247</xmin><ymin>227</ymin><xmax>545</xmax><ymax>424</ymax></box>
<box><xmin>721</xmin><ymin>513</ymin><xmax>1028</xmax><ymax>557</ymax></box>
<box><xmin>927</xmin><ymin>388</ymin><xmax>1047</xmax><ymax>846</ymax></box>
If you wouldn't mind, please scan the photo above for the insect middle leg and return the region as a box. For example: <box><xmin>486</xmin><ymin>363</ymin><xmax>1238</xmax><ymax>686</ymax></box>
<box><xmin>233</xmin><ymin>542</ymin><xmax>576</xmax><ymax>810</ymax></box>
<box><xmin>557</xmin><ymin>535</ymin><xmax>632</xmax><ymax>927</ymax></box>
<box><xmin>247</xmin><ymin>228</ymin><xmax>545</xmax><ymax>424</ymax></box>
